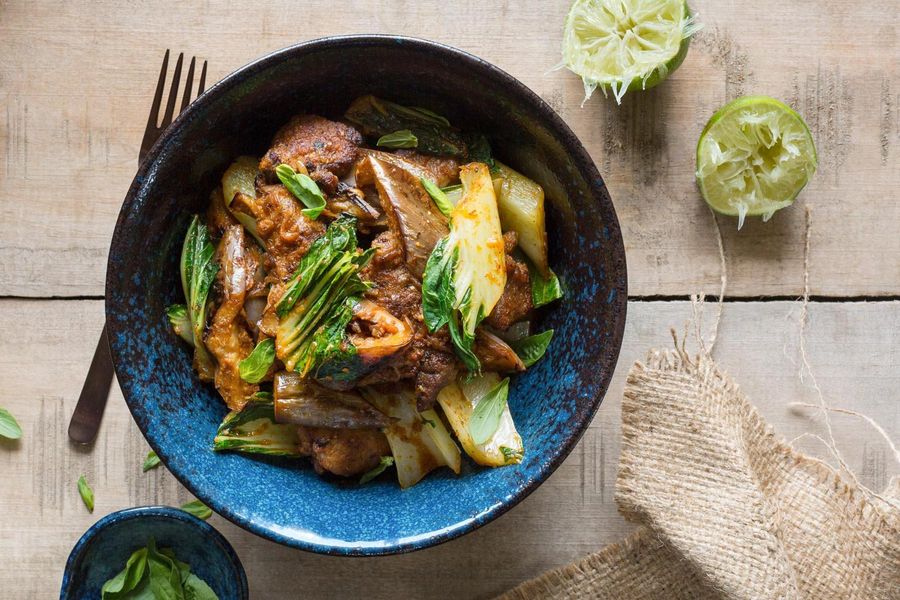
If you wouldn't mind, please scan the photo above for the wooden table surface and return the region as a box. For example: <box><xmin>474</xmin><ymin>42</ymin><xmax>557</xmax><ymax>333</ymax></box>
<box><xmin>1</xmin><ymin>1</ymin><xmax>897</xmax><ymax>598</ymax></box>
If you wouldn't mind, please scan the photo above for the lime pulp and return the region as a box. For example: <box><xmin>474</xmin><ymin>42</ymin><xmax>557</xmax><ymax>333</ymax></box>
<box><xmin>562</xmin><ymin>0</ymin><xmax>701</xmax><ymax>104</ymax></box>
<box><xmin>695</xmin><ymin>96</ymin><xmax>818</xmax><ymax>228</ymax></box>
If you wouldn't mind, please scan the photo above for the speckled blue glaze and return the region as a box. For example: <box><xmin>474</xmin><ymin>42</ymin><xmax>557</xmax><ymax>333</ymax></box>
<box><xmin>60</xmin><ymin>506</ymin><xmax>248</xmax><ymax>599</ymax></box>
<box><xmin>106</xmin><ymin>36</ymin><xmax>627</xmax><ymax>555</ymax></box>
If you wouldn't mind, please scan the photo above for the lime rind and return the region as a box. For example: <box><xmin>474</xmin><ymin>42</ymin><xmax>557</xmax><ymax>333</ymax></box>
<box><xmin>695</xmin><ymin>96</ymin><xmax>818</xmax><ymax>228</ymax></box>
<box><xmin>562</xmin><ymin>0</ymin><xmax>702</xmax><ymax>105</ymax></box>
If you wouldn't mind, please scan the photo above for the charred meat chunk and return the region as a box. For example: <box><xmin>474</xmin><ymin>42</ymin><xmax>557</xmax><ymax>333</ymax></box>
<box><xmin>259</xmin><ymin>115</ymin><xmax>363</xmax><ymax>193</ymax></box>
<box><xmin>485</xmin><ymin>231</ymin><xmax>533</xmax><ymax>330</ymax></box>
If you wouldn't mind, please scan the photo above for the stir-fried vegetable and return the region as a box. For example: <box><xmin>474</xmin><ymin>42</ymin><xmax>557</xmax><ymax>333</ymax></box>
<box><xmin>316</xmin><ymin>299</ymin><xmax>414</xmax><ymax>387</ymax></box>
<box><xmin>275</xmin><ymin>216</ymin><xmax>374</xmax><ymax>375</ymax></box>
<box><xmin>529</xmin><ymin>260</ymin><xmax>564</xmax><ymax>308</ymax></box>
<box><xmin>509</xmin><ymin>330</ymin><xmax>554</xmax><ymax>367</ymax></box>
<box><xmin>180</xmin><ymin>216</ymin><xmax>219</xmax><ymax>376</ymax></box>
<box><xmin>221</xmin><ymin>155</ymin><xmax>266</xmax><ymax>246</ymax></box>
<box><xmin>275</xmin><ymin>164</ymin><xmax>326</xmax><ymax>219</ymax></box>
<box><xmin>437</xmin><ymin>373</ymin><xmax>524</xmax><ymax>467</ymax></box>
<box><xmin>377</xmin><ymin>129</ymin><xmax>418</xmax><ymax>149</ymax></box>
<box><xmin>277</xmin><ymin>215</ymin><xmax>360</xmax><ymax>316</ymax></box>
<box><xmin>359</xmin><ymin>456</ymin><xmax>395</xmax><ymax>484</ymax></box>
<box><xmin>346</xmin><ymin>95</ymin><xmax>469</xmax><ymax>157</ymax></box>
<box><xmin>238</xmin><ymin>338</ymin><xmax>275</xmax><ymax>383</ymax></box>
<box><xmin>421</xmin><ymin>177</ymin><xmax>454</xmax><ymax>218</ymax></box>
<box><xmin>273</xmin><ymin>372</ymin><xmax>391</xmax><ymax>429</ymax></box>
<box><xmin>423</xmin><ymin>163</ymin><xmax>507</xmax><ymax>372</ymax></box>
<box><xmin>166</xmin><ymin>304</ymin><xmax>193</xmax><ymax>346</ymax></box>
<box><xmin>362</xmin><ymin>387</ymin><xmax>461</xmax><ymax>488</ymax></box>
<box><xmin>493</xmin><ymin>161</ymin><xmax>549</xmax><ymax>276</ymax></box>
<box><xmin>213</xmin><ymin>392</ymin><xmax>302</xmax><ymax>457</ymax></box>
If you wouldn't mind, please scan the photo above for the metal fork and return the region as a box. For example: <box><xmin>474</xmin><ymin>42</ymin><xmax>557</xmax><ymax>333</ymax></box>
<box><xmin>68</xmin><ymin>51</ymin><xmax>209</xmax><ymax>444</ymax></box>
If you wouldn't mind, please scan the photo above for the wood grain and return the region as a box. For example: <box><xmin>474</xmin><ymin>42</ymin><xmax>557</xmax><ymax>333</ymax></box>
<box><xmin>0</xmin><ymin>0</ymin><xmax>898</xmax><ymax>298</ymax></box>
<box><xmin>1</xmin><ymin>299</ymin><xmax>896</xmax><ymax>598</ymax></box>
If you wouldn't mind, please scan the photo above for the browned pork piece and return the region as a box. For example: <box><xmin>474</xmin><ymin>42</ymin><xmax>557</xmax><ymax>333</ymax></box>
<box><xmin>358</xmin><ymin>231</ymin><xmax>458</xmax><ymax>409</ymax></box>
<box><xmin>274</xmin><ymin>372</ymin><xmax>392</xmax><ymax>429</ymax></box>
<box><xmin>205</xmin><ymin>225</ymin><xmax>259</xmax><ymax>411</ymax></box>
<box><xmin>484</xmin><ymin>231</ymin><xmax>533</xmax><ymax>330</ymax></box>
<box><xmin>258</xmin><ymin>114</ymin><xmax>363</xmax><ymax>193</ymax></box>
<box><xmin>356</xmin><ymin>152</ymin><xmax>449</xmax><ymax>279</ymax></box>
<box><xmin>297</xmin><ymin>427</ymin><xmax>392</xmax><ymax>477</ymax></box>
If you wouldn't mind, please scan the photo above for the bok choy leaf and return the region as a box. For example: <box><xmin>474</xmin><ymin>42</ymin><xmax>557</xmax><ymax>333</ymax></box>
<box><xmin>180</xmin><ymin>216</ymin><xmax>218</xmax><ymax>373</ymax></box>
<box><xmin>275</xmin><ymin>216</ymin><xmax>374</xmax><ymax>376</ymax></box>
<box><xmin>422</xmin><ymin>163</ymin><xmax>506</xmax><ymax>373</ymax></box>
<box><xmin>213</xmin><ymin>392</ymin><xmax>302</xmax><ymax>457</ymax></box>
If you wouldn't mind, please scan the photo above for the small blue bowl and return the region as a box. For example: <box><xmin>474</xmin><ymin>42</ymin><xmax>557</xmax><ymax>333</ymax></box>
<box><xmin>107</xmin><ymin>36</ymin><xmax>627</xmax><ymax>555</ymax></box>
<box><xmin>60</xmin><ymin>506</ymin><xmax>248</xmax><ymax>599</ymax></box>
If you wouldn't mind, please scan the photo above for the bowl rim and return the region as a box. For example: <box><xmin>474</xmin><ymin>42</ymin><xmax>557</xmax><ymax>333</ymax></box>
<box><xmin>60</xmin><ymin>506</ymin><xmax>249</xmax><ymax>599</ymax></box>
<box><xmin>107</xmin><ymin>34</ymin><xmax>627</xmax><ymax>556</ymax></box>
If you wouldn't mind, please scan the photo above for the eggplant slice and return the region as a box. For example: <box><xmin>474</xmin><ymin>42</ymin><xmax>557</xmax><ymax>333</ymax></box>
<box><xmin>356</xmin><ymin>152</ymin><xmax>449</xmax><ymax>279</ymax></box>
<box><xmin>274</xmin><ymin>372</ymin><xmax>391</xmax><ymax>429</ymax></box>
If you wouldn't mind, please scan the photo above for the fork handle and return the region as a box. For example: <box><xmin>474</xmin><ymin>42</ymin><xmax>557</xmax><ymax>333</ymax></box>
<box><xmin>68</xmin><ymin>323</ymin><xmax>115</xmax><ymax>444</ymax></box>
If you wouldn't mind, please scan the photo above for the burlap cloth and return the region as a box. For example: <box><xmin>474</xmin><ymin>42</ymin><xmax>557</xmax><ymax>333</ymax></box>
<box><xmin>500</xmin><ymin>346</ymin><xmax>899</xmax><ymax>599</ymax></box>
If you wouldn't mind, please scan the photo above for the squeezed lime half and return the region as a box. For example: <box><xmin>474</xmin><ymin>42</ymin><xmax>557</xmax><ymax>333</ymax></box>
<box><xmin>696</xmin><ymin>96</ymin><xmax>818</xmax><ymax>228</ymax></box>
<box><xmin>562</xmin><ymin>0</ymin><xmax>701</xmax><ymax>104</ymax></box>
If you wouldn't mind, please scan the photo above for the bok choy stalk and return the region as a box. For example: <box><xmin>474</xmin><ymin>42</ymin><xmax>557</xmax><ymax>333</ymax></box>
<box><xmin>361</xmin><ymin>387</ymin><xmax>461</xmax><ymax>488</ymax></box>
<box><xmin>422</xmin><ymin>163</ymin><xmax>507</xmax><ymax>373</ymax></box>
<box><xmin>437</xmin><ymin>372</ymin><xmax>524</xmax><ymax>467</ymax></box>
<box><xmin>178</xmin><ymin>216</ymin><xmax>218</xmax><ymax>374</ymax></box>
<box><xmin>166</xmin><ymin>304</ymin><xmax>193</xmax><ymax>346</ymax></box>
<box><xmin>275</xmin><ymin>216</ymin><xmax>374</xmax><ymax>375</ymax></box>
<box><xmin>213</xmin><ymin>392</ymin><xmax>302</xmax><ymax>456</ymax></box>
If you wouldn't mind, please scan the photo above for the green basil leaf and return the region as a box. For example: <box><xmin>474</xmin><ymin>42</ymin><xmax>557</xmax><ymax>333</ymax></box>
<box><xmin>376</xmin><ymin>129</ymin><xmax>418</xmax><ymax>149</ymax></box>
<box><xmin>509</xmin><ymin>330</ymin><xmax>554</xmax><ymax>367</ymax></box>
<box><xmin>142</xmin><ymin>451</ymin><xmax>161</xmax><ymax>473</ymax></box>
<box><xmin>359</xmin><ymin>456</ymin><xmax>395</xmax><ymax>484</ymax></box>
<box><xmin>180</xmin><ymin>500</ymin><xmax>212</xmax><ymax>521</ymax></box>
<box><xmin>528</xmin><ymin>261</ymin><xmax>564</xmax><ymax>308</ymax></box>
<box><xmin>468</xmin><ymin>377</ymin><xmax>510</xmax><ymax>444</ymax></box>
<box><xmin>183</xmin><ymin>573</ymin><xmax>219</xmax><ymax>600</ymax></box>
<box><xmin>146</xmin><ymin>538</ymin><xmax>185</xmax><ymax>599</ymax></box>
<box><xmin>101</xmin><ymin>547</ymin><xmax>149</xmax><ymax>598</ymax></box>
<box><xmin>77</xmin><ymin>475</ymin><xmax>94</xmax><ymax>512</ymax></box>
<box><xmin>238</xmin><ymin>338</ymin><xmax>275</xmax><ymax>383</ymax></box>
<box><xmin>0</xmin><ymin>407</ymin><xmax>22</xmax><ymax>439</ymax></box>
<box><xmin>420</xmin><ymin>177</ymin><xmax>454</xmax><ymax>218</ymax></box>
<box><xmin>421</xmin><ymin>236</ymin><xmax>455</xmax><ymax>332</ymax></box>
<box><xmin>275</xmin><ymin>164</ymin><xmax>326</xmax><ymax>219</ymax></box>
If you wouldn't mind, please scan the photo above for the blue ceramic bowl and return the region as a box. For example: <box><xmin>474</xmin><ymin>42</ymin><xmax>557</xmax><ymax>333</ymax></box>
<box><xmin>60</xmin><ymin>506</ymin><xmax>248</xmax><ymax>599</ymax></box>
<box><xmin>106</xmin><ymin>36</ymin><xmax>627</xmax><ymax>555</ymax></box>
